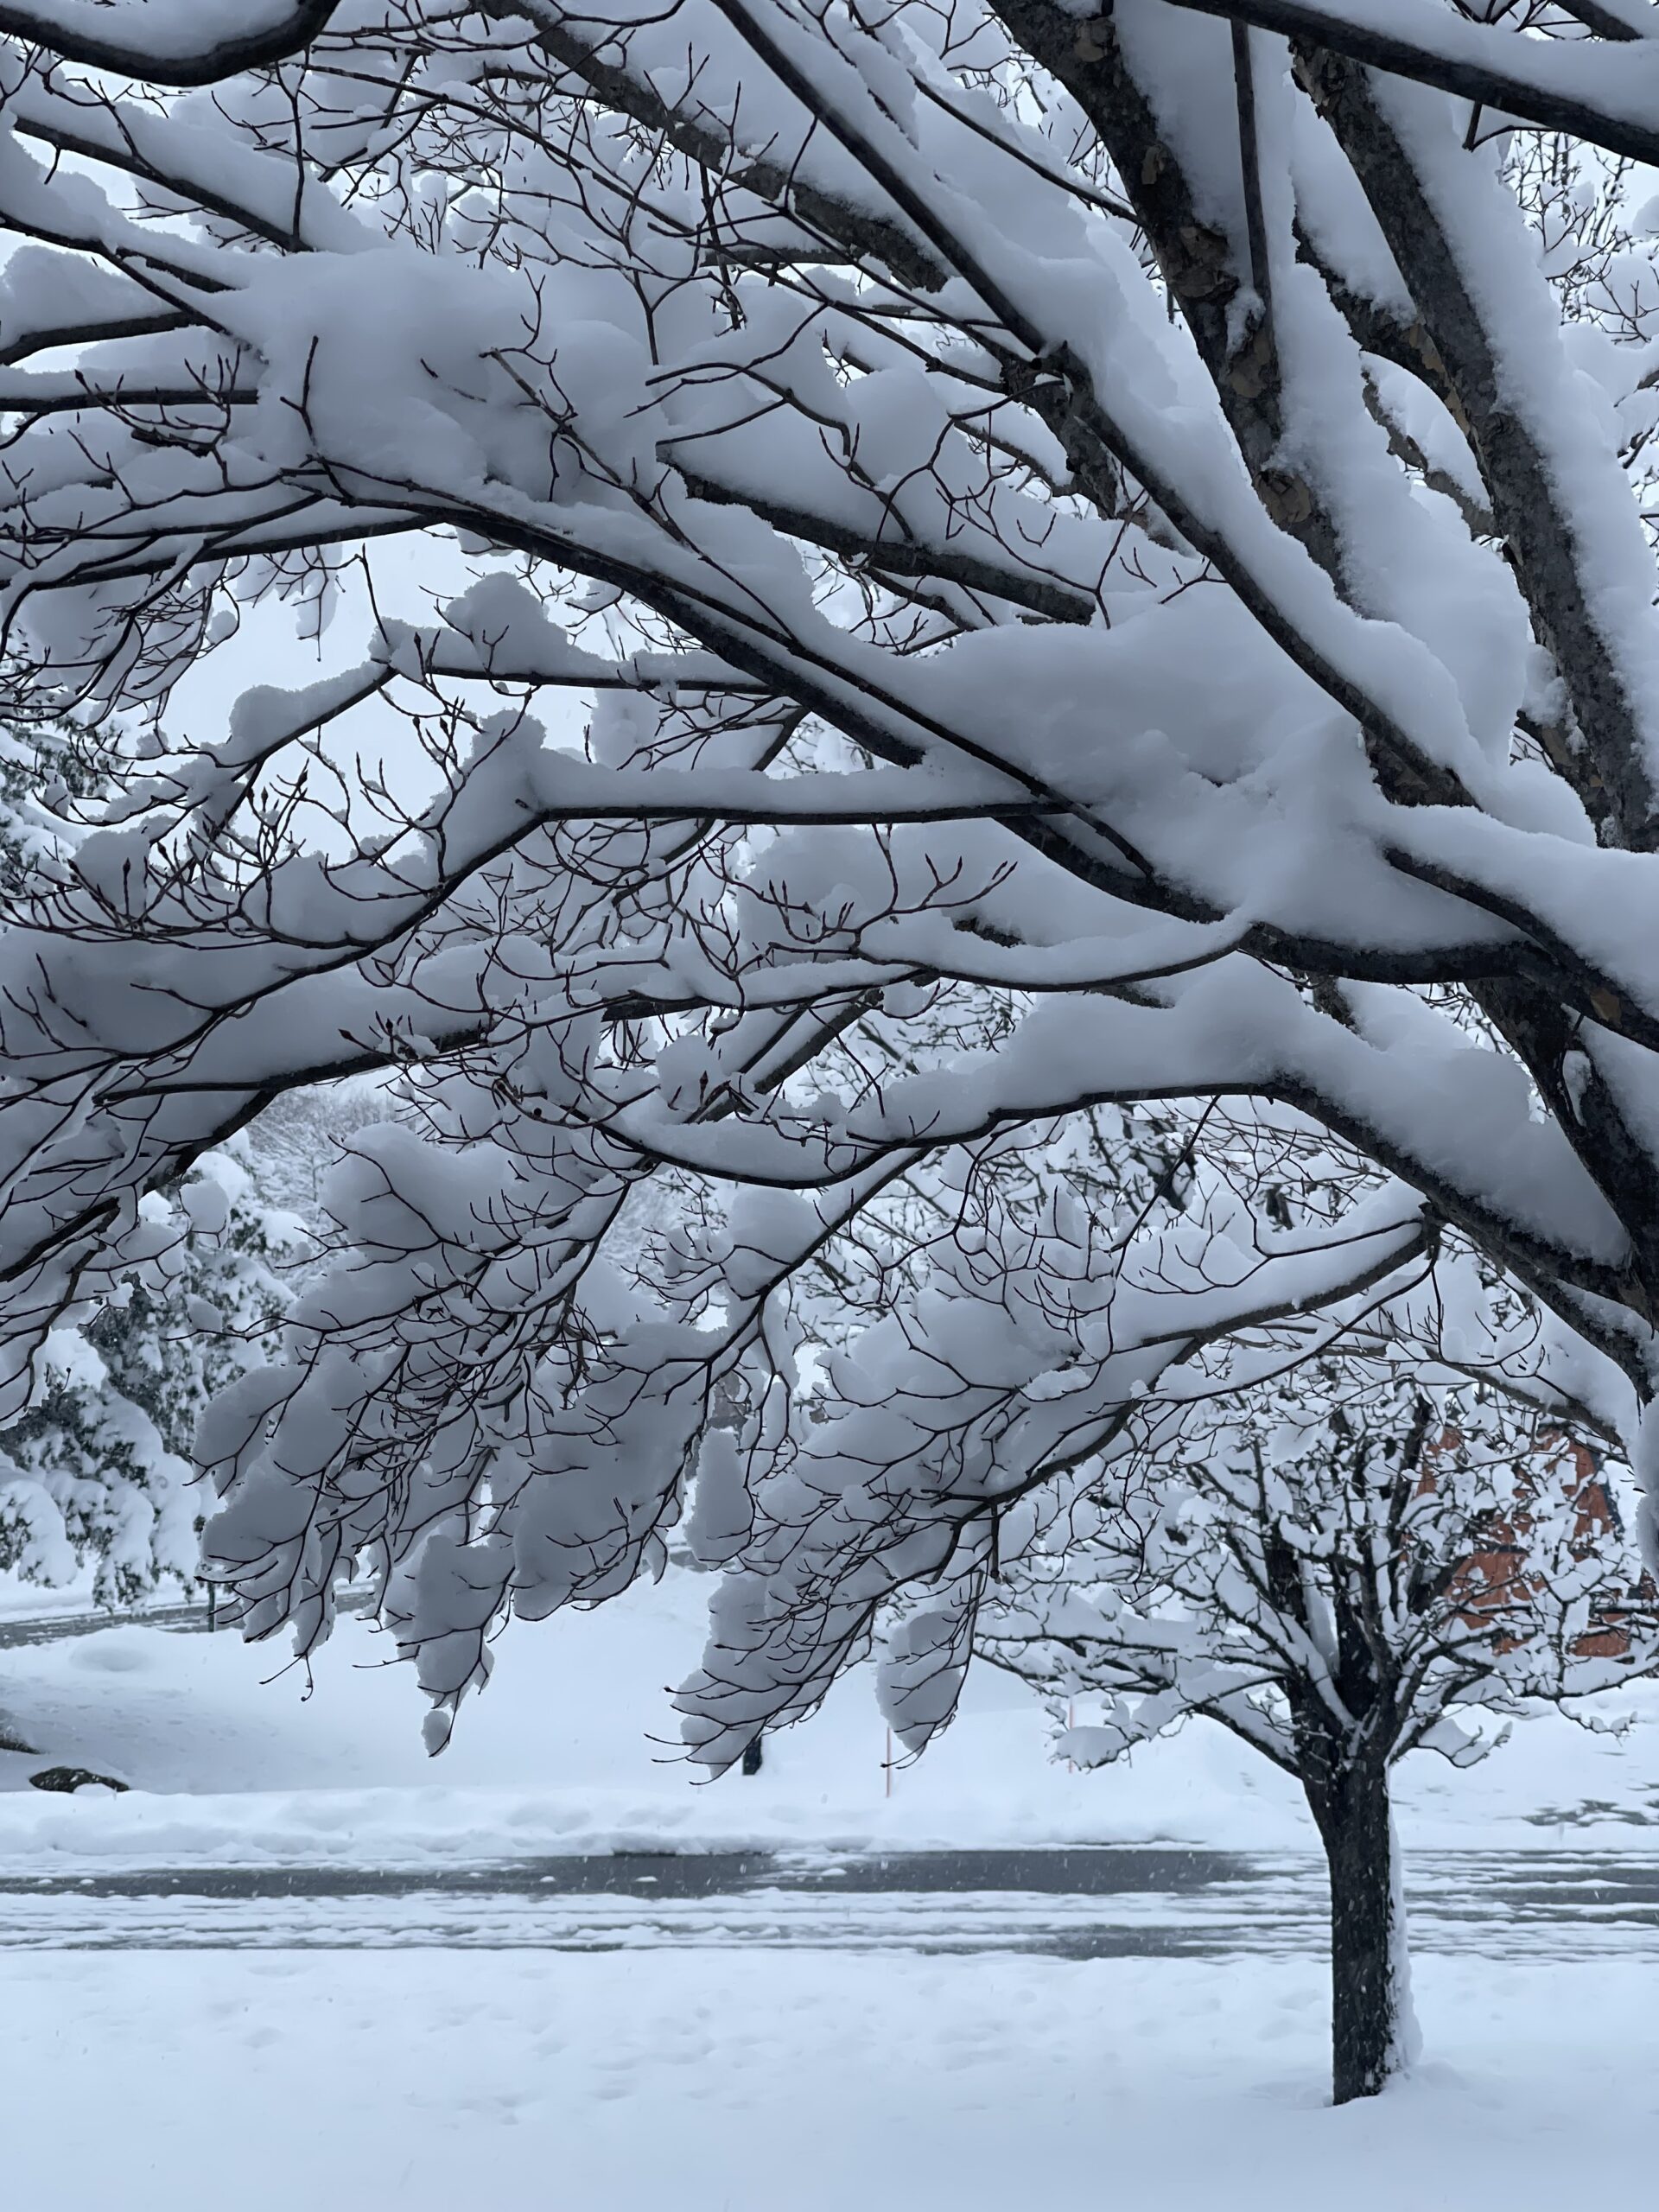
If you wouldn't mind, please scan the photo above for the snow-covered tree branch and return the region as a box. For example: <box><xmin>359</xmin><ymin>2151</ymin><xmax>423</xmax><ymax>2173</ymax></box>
<box><xmin>2</xmin><ymin>3</ymin><xmax>1659</xmax><ymax>1770</ymax></box>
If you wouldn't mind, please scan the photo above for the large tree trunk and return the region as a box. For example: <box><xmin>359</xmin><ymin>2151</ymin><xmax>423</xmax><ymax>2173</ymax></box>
<box><xmin>1310</xmin><ymin>1763</ymin><xmax>1414</xmax><ymax>2105</ymax></box>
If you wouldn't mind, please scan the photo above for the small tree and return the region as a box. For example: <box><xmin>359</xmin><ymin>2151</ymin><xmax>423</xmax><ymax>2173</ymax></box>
<box><xmin>243</xmin><ymin>1079</ymin><xmax>395</xmax><ymax>1224</ymax></box>
<box><xmin>976</xmin><ymin>1335</ymin><xmax>1659</xmax><ymax>2104</ymax></box>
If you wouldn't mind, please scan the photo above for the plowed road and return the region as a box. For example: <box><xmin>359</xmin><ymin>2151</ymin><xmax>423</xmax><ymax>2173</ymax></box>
<box><xmin>1</xmin><ymin>1847</ymin><xmax>1656</xmax><ymax>1957</ymax></box>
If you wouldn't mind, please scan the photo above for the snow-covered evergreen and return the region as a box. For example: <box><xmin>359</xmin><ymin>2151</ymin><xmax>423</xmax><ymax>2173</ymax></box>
<box><xmin>0</xmin><ymin>722</ymin><xmax>303</xmax><ymax>1602</ymax></box>
<box><xmin>0</xmin><ymin>1152</ymin><xmax>302</xmax><ymax>1604</ymax></box>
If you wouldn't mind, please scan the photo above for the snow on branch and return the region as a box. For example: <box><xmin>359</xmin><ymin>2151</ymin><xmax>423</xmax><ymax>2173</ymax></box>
<box><xmin>0</xmin><ymin>1</ymin><xmax>341</xmax><ymax>86</ymax></box>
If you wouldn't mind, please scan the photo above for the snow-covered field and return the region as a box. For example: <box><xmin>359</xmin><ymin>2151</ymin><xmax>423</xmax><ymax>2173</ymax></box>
<box><xmin>3</xmin><ymin>1570</ymin><xmax>1659</xmax><ymax>1869</ymax></box>
<box><xmin>5</xmin><ymin>1948</ymin><xmax>1653</xmax><ymax>2212</ymax></box>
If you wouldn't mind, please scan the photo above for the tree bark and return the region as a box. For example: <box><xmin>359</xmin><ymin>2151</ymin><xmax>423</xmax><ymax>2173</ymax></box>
<box><xmin>1309</xmin><ymin>1763</ymin><xmax>1409</xmax><ymax>2104</ymax></box>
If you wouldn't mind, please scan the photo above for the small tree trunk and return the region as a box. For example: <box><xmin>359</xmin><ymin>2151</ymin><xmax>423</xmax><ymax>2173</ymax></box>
<box><xmin>1312</xmin><ymin>1763</ymin><xmax>1412</xmax><ymax>2105</ymax></box>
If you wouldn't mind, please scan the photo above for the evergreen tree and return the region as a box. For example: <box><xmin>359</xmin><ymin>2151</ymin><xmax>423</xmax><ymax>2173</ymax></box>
<box><xmin>0</xmin><ymin>1147</ymin><xmax>303</xmax><ymax>1605</ymax></box>
<box><xmin>0</xmin><ymin>721</ymin><xmax>303</xmax><ymax>1603</ymax></box>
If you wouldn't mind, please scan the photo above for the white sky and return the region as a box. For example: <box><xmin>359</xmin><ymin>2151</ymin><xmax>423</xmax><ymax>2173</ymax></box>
<box><xmin>162</xmin><ymin>533</ymin><xmax>591</xmax><ymax>837</ymax></box>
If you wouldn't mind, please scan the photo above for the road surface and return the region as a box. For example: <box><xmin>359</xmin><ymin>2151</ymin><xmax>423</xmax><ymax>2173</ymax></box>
<box><xmin>1</xmin><ymin>1845</ymin><xmax>1656</xmax><ymax>1957</ymax></box>
<box><xmin>0</xmin><ymin>1589</ymin><xmax>375</xmax><ymax>1649</ymax></box>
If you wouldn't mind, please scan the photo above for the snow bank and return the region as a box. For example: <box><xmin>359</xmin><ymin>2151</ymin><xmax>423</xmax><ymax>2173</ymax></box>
<box><xmin>5</xmin><ymin>1571</ymin><xmax>1659</xmax><ymax>1867</ymax></box>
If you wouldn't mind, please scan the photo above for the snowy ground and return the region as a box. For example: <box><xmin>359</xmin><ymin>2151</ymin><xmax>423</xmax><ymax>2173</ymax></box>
<box><xmin>7</xmin><ymin>1948</ymin><xmax>1656</xmax><ymax>2212</ymax></box>
<box><xmin>4</xmin><ymin>1568</ymin><xmax>1659</xmax><ymax>1868</ymax></box>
